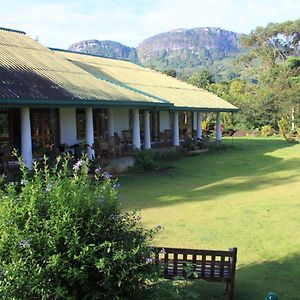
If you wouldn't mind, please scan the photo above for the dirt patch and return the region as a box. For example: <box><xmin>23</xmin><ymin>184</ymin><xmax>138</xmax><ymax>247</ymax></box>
<box><xmin>232</xmin><ymin>130</ymin><xmax>247</xmax><ymax>137</ymax></box>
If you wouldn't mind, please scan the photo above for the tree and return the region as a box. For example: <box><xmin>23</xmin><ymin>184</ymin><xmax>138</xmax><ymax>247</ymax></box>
<box><xmin>162</xmin><ymin>69</ymin><xmax>177</xmax><ymax>77</ymax></box>
<box><xmin>240</xmin><ymin>20</ymin><xmax>300</xmax><ymax>70</ymax></box>
<box><xmin>187</xmin><ymin>70</ymin><xmax>215</xmax><ymax>89</ymax></box>
<box><xmin>235</xmin><ymin>19</ymin><xmax>300</xmax><ymax>130</ymax></box>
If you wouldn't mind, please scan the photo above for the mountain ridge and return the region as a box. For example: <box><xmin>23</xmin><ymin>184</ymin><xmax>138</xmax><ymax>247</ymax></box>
<box><xmin>68</xmin><ymin>27</ymin><xmax>245</xmax><ymax>79</ymax></box>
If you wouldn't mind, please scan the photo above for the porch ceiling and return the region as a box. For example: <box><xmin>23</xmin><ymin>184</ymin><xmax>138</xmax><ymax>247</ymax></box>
<box><xmin>0</xmin><ymin>28</ymin><xmax>170</xmax><ymax>108</ymax></box>
<box><xmin>54</xmin><ymin>49</ymin><xmax>239</xmax><ymax>112</ymax></box>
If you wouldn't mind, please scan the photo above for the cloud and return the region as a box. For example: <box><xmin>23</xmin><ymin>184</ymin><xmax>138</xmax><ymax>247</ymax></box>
<box><xmin>0</xmin><ymin>0</ymin><xmax>299</xmax><ymax>48</ymax></box>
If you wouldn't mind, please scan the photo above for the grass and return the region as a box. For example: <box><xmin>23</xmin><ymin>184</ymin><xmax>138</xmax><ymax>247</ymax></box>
<box><xmin>119</xmin><ymin>137</ymin><xmax>300</xmax><ymax>300</ymax></box>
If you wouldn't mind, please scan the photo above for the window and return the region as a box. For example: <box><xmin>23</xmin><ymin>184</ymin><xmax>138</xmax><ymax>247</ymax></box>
<box><xmin>76</xmin><ymin>109</ymin><xmax>85</xmax><ymax>140</ymax></box>
<box><xmin>31</xmin><ymin>109</ymin><xmax>59</xmax><ymax>152</ymax></box>
<box><xmin>93</xmin><ymin>109</ymin><xmax>107</xmax><ymax>139</ymax></box>
<box><xmin>0</xmin><ymin>109</ymin><xmax>11</xmax><ymax>149</ymax></box>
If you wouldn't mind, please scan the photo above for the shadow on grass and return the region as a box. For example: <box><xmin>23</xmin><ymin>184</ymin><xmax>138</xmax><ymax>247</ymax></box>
<box><xmin>142</xmin><ymin>253</ymin><xmax>300</xmax><ymax>300</ymax></box>
<box><xmin>121</xmin><ymin>138</ymin><xmax>300</xmax><ymax>210</ymax></box>
<box><xmin>234</xmin><ymin>253</ymin><xmax>300</xmax><ymax>300</ymax></box>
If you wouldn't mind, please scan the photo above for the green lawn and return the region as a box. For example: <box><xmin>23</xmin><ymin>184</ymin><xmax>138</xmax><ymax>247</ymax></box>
<box><xmin>119</xmin><ymin>138</ymin><xmax>300</xmax><ymax>300</ymax></box>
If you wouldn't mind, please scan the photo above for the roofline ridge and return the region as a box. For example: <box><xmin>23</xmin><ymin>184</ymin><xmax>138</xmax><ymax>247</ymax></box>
<box><xmin>49</xmin><ymin>47</ymin><xmax>133</xmax><ymax>63</ymax></box>
<box><xmin>0</xmin><ymin>27</ymin><xmax>26</xmax><ymax>34</ymax></box>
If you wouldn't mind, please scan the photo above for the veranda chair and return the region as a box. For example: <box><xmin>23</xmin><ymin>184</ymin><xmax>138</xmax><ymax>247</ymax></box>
<box><xmin>95</xmin><ymin>138</ymin><xmax>110</xmax><ymax>159</ymax></box>
<box><xmin>164</xmin><ymin>129</ymin><xmax>173</xmax><ymax>144</ymax></box>
<box><xmin>1</xmin><ymin>146</ymin><xmax>13</xmax><ymax>171</ymax></box>
<box><xmin>122</xmin><ymin>130</ymin><xmax>133</xmax><ymax>148</ymax></box>
<box><xmin>108</xmin><ymin>136</ymin><xmax>122</xmax><ymax>157</ymax></box>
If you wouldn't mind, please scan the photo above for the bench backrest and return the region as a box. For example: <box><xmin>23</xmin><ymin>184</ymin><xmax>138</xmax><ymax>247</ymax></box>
<box><xmin>153</xmin><ymin>247</ymin><xmax>237</xmax><ymax>282</ymax></box>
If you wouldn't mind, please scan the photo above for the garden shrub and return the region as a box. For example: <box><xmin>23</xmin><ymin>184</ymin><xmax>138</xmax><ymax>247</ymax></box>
<box><xmin>181</xmin><ymin>137</ymin><xmax>207</xmax><ymax>151</ymax></box>
<box><xmin>260</xmin><ymin>125</ymin><xmax>274</xmax><ymax>136</ymax></box>
<box><xmin>154</xmin><ymin>149</ymin><xmax>185</xmax><ymax>162</ymax></box>
<box><xmin>133</xmin><ymin>149</ymin><xmax>159</xmax><ymax>172</ymax></box>
<box><xmin>181</xmin><ymin>137</ymin><xmax>194</xmax><ymax>151</ymax></box>
<box><xmin>0</xmin><ymin>155</ymin><xmax>156</xmax><ymax>300</ymax></box>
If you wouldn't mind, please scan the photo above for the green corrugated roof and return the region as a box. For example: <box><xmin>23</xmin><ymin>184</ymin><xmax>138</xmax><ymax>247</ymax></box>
<box><xmin>54</xmin><ymin>49</ymin><xmax>239</xmax><ymax>112</ymax></box>
<box><xmin>0</xmin><ymin>28</ymin><xmax>169</xmax><ymax>107</ymax></box>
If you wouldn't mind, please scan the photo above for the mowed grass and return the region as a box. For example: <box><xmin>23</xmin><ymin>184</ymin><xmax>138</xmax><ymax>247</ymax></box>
<box><xmin>119</xmin><ymin>138</ymin><xmax>300</xmax><ymax>300</ymax></box>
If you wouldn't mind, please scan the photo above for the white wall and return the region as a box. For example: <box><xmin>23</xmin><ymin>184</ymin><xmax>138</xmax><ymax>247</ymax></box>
<box><xmin>59</xmin><ymin>108</ymin><xmax>78</xmax><ymax>145</ymax></box>
<box><xmin>159</xmin><ymin>111</ymin><xmax>170</xmax><ymax>132</ymax></box>
<box><xmin>113</xmin><ymin>108</ymin><xmax>129</xmax><ymax>141</ymax></box>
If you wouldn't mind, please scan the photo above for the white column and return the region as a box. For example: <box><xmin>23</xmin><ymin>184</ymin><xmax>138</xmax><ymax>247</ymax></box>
<box><xmin>173</xmin><ymin>111</ymin><xmax>180</xmax><ymax>146</ymax></box>
<box><xmin>132</xmin><ymin>108</ymin><xmax>141</xmax><ymax>149</ymax></box>
<box><xmin>216</xmin><ymin>112</ymin><xmax>222</xmax><ymax>142</ymax></box>
<box><xmin>85</xmin><ymin>108</ymin><xmax>95</xmax><ymax>159</ymax></box>
<box><xmin>21</xmin><ymin>107</ymin><xmax>33</xmax><ymax>170</ymax></box>
<box><xmin>144</xmin><ymin>110</ymin><xmax>151</xmax><ymax>149</ymax></box>
<box><xmin>107</xmin><ymin>108</ymin><xmax>114</xmax><ymax>137</ymax></box>
<box><xmin>193</xmin><ymin>112</ymin><xmax>197</xmax><ymax>136</ymax></box>
<box><xmin>197</xmin><ymin>112</ymin><xmax>203</xmax><ymax>139</ymax></box>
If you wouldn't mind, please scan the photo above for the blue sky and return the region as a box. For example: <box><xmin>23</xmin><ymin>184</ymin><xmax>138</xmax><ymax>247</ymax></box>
<box><xmin>1</xmin><ymin>0</ymin><xmax>299</xmax><ymax>48</ymax></box>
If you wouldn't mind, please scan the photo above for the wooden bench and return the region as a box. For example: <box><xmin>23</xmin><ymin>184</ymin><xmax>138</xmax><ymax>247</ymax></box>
<box><xmin>153</xmin><ymin>247</ymin><xmax>237</xmax><ymax>300</ymax></box>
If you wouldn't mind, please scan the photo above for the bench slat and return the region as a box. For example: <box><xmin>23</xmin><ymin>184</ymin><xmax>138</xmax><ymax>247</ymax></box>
<box><xmin>158</xmin><ymin>247</ymin><xmax>236</xmax><ymax>257</ymax></box>
<box><xmin>210</xmin><ymin>255</ymin><xmax>216</xmax><ymax>277</ymax></box>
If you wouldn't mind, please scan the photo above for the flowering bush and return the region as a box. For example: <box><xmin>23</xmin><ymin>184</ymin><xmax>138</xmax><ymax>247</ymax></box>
<box><xmin>0</xmin><ymin>155</ymin><xmax>156</xmax><ymax>299</ymax></box>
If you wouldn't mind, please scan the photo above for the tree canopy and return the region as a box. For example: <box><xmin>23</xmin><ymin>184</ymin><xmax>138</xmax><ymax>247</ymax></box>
<box><xmin>187</xmin><ymin>19</ymin><xmax>300</xmax><ymax>132</ymax></box>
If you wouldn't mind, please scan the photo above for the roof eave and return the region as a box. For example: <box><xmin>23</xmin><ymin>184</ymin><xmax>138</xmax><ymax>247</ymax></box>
<box><xmin>0</xmin><ymin>98</ymin><xmax>173</xmax><ymax>109</ymax></box>
<box><xmin>172</xmin><ymin>106</ymin><xmax>240</xmax><ymax>112</ymax></box>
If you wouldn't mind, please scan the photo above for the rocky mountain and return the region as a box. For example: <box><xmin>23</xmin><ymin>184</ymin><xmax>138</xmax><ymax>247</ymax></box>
<box><xmin>137</xmin><ymin>27</ymin><xmax>243</xmax><ymax>66</ymax></box>
<box><xmin>68</xmin><ymin>39</ymin><xmax>138</xmax><ymax>63</ymax></box>
<box><xmin>68</xmin><ymin>27</ymin><xmax>245</xmax><ymax>80</ymax></box>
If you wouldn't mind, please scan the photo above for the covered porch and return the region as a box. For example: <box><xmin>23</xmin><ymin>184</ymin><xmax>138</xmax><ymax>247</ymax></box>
<box><xmin>0</xmin><ymin>106</ymin><xmax>224</xmax><ymax>171</ymax></box>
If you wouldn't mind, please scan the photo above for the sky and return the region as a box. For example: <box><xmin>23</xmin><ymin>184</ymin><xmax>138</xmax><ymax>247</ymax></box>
<box><xmin>0</xmin><ymin>0</ymin><xmax>299</xmax><ymax>49</ymax></box>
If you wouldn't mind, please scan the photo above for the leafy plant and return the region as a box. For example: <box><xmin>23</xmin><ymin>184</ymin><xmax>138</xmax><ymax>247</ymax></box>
<box><xmin>278</xmin><ymin>118</ymin><xmax>289</xmax><ymax>137</ymax></box>
<box><xmin>260</xmin><ymin>125</ymin><xmax>274</xmax><ymax>136</ymax></box>
<box><xmin>0</xmin><ymin>154</ymin><xmax>157</xmax><ymax>299</ymax></box>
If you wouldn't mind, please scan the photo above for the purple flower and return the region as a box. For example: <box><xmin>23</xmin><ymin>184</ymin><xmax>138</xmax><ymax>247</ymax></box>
<box><xmin>145</xmin><ymin>257</ymin><xmax>154</xmax><ymax>264</ymax></box>
<box><xmin>109</xmin><ymin>213</ymin><xmax>120</xmax><ymax>222</ymax></box>
<box><xmin>99</xmin><ymin>195</ymin><xmax>106</xmax><ymax>204</ymax></box>
<box><xmin>19</xmin><ymin>238</ymin><xmax>32</xmax><ymax>248</ymax></box>
<box><xmin>73</xmin><ymin>159</ymin><xmax>84</xmax><ymax>171</ymax></box>
<box><xmin>112</xmin><ymin>182</ymin><xmax>120</xmax><ymax>189</ymax></box>
<box><xmin>20</xmin><ymin>179</ymin><xmax>27</xmax><ymax>186</ymax></box>
<box><xmin>95</xmin><ymin>167</ymin><xmax>102</xmax><ymax>175</ymax></box>
<box><xmin>44</xmin><ymin>182</ymin><xmax>54</xmax><ymax>192</ymax></box>
<box><xmin>102</xmin><ymin>171</ymin><xmax>112</xmax><ymax>179</ymax></box>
